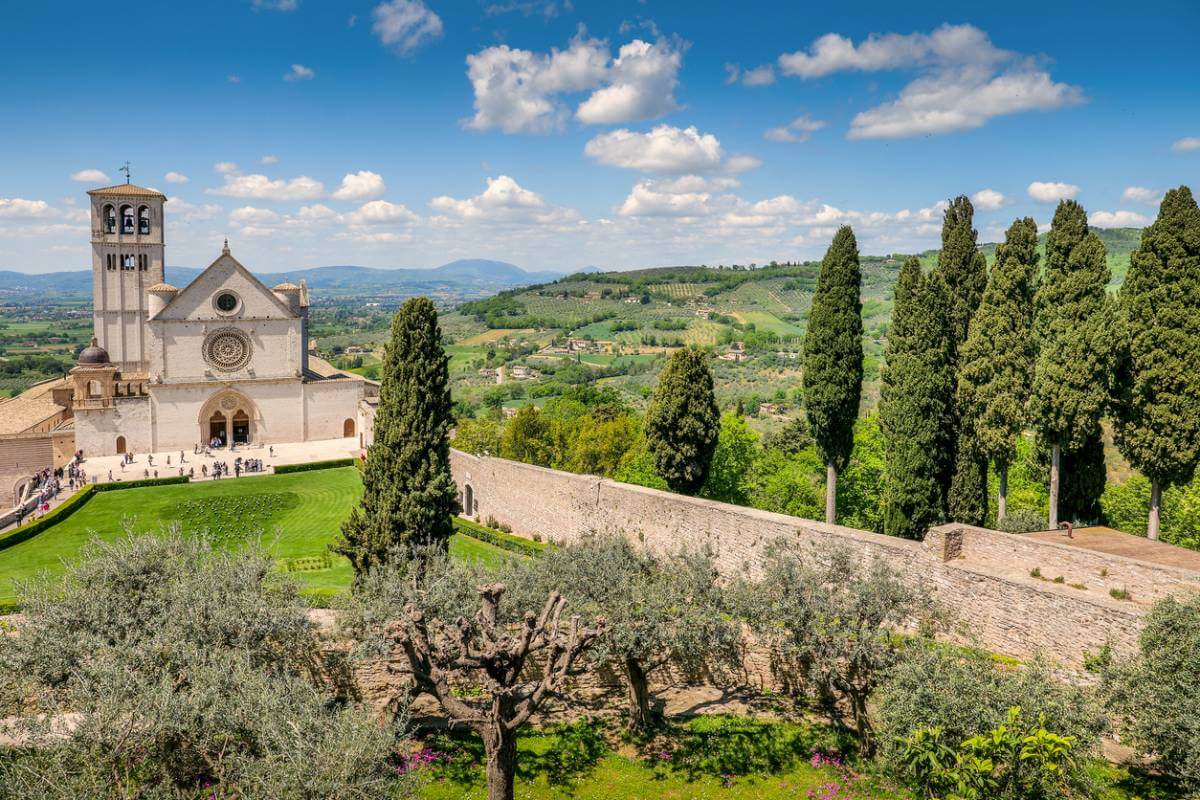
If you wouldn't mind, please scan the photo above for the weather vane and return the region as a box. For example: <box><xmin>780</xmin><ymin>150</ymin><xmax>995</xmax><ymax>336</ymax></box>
<box><xmin>119</xmin><ymin>161</ymin><xmax>131</xmax><ymax>184</ymax></box>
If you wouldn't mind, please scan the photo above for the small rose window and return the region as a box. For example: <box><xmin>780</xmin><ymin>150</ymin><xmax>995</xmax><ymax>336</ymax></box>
<box><xmin>215</xmin><ymin>292</ymin><xmax>239</xmax><ymax>313</ymax></box>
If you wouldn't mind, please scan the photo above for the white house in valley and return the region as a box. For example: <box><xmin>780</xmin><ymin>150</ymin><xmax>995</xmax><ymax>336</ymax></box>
<box><xmin>68</xmin><ymin>181</ymin><xmax>376</xmax><ymax>456</ymax></box>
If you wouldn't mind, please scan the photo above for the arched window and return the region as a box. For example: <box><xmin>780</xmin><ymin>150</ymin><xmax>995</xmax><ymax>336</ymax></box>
<box><xmin>138</xmin><ymin>254</ymin><xmax>147</xmax><ymax>271</ymax></box>
<box><xmin>120</xmin><ymin>205</ymin><xmax>134</xmax><ymax>234</ymax></box>
<box><xmin>138</xmin><ymin>206</ymin><xmax>150</xmax><ymax>235</ymax></box>
<box><xmin>87</xmin><ymin>380</ymin><xmax>101</xmax><ymax>398</ymax></box>
<box><xmin>103</xmin><ymin>204</ymin><xmax>116</xmax><ymax>234</ymax></box>
<box><xmin>123</xmin><ymin>254</ymin><xmax>136</xmax><ymax>271</ymax></box>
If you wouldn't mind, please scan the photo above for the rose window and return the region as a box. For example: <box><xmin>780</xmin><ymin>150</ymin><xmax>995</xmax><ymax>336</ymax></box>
<box><xmin>202</xmin><ymin>328</ymin><xmax>252</xmax><ymax>372</ymax></box>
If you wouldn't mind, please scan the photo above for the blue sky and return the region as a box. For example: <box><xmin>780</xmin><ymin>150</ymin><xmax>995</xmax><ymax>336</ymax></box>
<box><xmin>2</xmin><ymin>0</ymin><xmax>1197</xmax><ymax>273</ymax></box>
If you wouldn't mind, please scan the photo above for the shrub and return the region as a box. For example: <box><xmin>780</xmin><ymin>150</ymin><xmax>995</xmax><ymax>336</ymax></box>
<box><xmin>452</xmin><ymin>515</ymin><xmax>545</xmax><ymax>557</ymax></box>
<box><xmin>93</xmin><ymin>474</ymin><xmax>190</xmax><ymax>491</ymax></box>
<box><xmin>998</xmin><ymin>507</ymin><xmax>1047</xmax><ymax>533</ymax></box>
<box><xmin>273</xmin><ymin>457</ymin><xmax>356</xmax><ymax>474</ymax></box>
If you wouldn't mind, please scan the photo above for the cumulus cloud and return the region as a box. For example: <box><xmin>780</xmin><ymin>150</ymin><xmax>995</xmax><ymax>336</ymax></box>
<box><xmin>430</xmin><ymin>175</ymin><xmax>577</xmax><ymax>224</ymax></box>
<box><xmin>0</xmin><ymin>198</ymin><xmax>52</xmax><ymax>218</ymax></box>
<box><xmin>1171</xmin><ymin>137</ymin><xmax>1200</xmax><ymax>153</ymax></box>
<box><xmin>283</xmin><ymin>64</ymin><xmax>315</xmax><ymax>81</ymax></box>
<box><xmin>70</xmin><ymin>169</ymin><xmax>110</xmax><ymax>183</ymax></box>
<box><xmin>331</xmin><ymin>170</ymin><xmax>386</xmax><ymax>201</ymax></box>
<box><xmin>345</xmin><ymin>199</ymin><xmax>418</xmax><ymax>224</ymax></box>
<box><xmin>741</xmin><ymin>65</ymin><xmax>776</xmax><ymax>86</ymax></box>
<box><xmin>167</xmin><ymin>198</ymin><xmax>223</xmax><ymax>221</ymax></box>
<box><xmin>208</xmin><ymin>173</ymin><xmax>325</xmax><ymax>201</ymax></box>
<box><xmin>251</xmin><ymin>0</ymin><xmax>297</xmax><ymax>10</ymax></box>
<box><xmin>585</xmin><ymin>125</ymin><xmax>759</xmax><ymax>175</ymax></box>
<box><xmin>1122</xmin><ymin>186</ymin><xmax>1162</xmax><ymax>204</ymax></box>
<box><xmin>618</xmin><ymin>181</ymin><xmax>715</xmax><ymax>218</ymax></box>
<box><xmin>372</xmin><ymin>0</ymin><xmax>443</xmax><ymax>56</ymax></box>
<box><xmin>465</xmin><ymin>33</ymin><xmax>684</xmax><ymax>134</ymax></box>
<box><xmin>214</xmin><ymin>162</ymin><xmax>240</xmax><ymax>174</ymax></box>
<box><xmin>1089</xmin><ymin>210</ymin><xmax>1151</xmax><ymax>228</ymax></box>
<box><xmin>971</xmin><ymin>188</ymin><xmax>1007</xmax><ymax>211</ymax></box>
<box><xmin>1027</xmin><ymin>181</ymin><xmax>1079</xmax><ymax>203</ymax></box>
<box><xmin>764</xmin><ymin>114</ymin><xmax>826</xmax><ymax>143</ymax></box>
<box><xmin>229</xmin><ymin>206</ymin><xmax>282</xmax><ymax>226</ymax></box>
<box><xmin>164</xmin><ymin>171</ymin><xmax>189</xmax><ymax>184</ymax></box>
<box><xmin>777</xmin><ymin>24</ymin><xmax>1082</xmax><ymax>140</ymax></box>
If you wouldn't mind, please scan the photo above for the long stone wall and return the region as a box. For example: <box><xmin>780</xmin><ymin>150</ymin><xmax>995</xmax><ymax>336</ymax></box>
<box><xmin>450</xmin><ymin>450</ymin><xmax>1198</xmax><ymax>669</ymax></box>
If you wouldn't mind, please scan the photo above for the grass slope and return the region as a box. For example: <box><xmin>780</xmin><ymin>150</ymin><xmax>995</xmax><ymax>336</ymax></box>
<box><xmin>0</xmin><ymin>467</ymin><xmax>511</xmax><ymax>603</ymax></box>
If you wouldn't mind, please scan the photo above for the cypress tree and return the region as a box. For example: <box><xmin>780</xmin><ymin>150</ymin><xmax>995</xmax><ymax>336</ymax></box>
<box><xmin>333</xmin><ymin>297</ymin><xmax>458</xmax><ymax>577</ymax></box>
<box><xmin>644</xmin><ymin>347</ymin><xmax>719</xmax><ymax>494</ymax></box>
<box><xmin>803</xmin><ymin>226</ymin><xmax>864</xmax><ymax>524</ymax></box>
<box><xmin>879</xmin><ymin>259</ymin><xmax>954</xmax><ymax>539</ymax></box>
<box><xmin>935</xmin><ymin>196</ymin><xmax>990</xmax><ymax>524</ymax></box>
<box><xmin>956</xmin><ymin>218</ymin><xmax>1039</xmax><ymax>524</ymax></box>
<box><xmin>1030</xmin><ymin>201</ymin><xmax>1112</xmax><ymax>529</ymax></box>
<box><xmin>1113</xmin><ymin>186</ymin><xmax>1200</xmax><ymax>539</ymax></box>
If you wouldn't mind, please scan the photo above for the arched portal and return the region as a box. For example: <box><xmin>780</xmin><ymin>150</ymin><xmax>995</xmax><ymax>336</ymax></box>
<box><xmin>199</xmin><ymin>390</ymin><xmax>260</xmax><ymax>448</ymax></box>
<box><xmin>343</xmin><ymin>418</ymin><xmax>355</xmax><ymax>438</ymax></box>
<box><xmin>208</xmin><ymin>411</ymin><xmax>227</xmax><ymax>446</ymax></box>
<box><xmin>232</xmin><ymin>410</ymin><xmax>251</xmax><ymax>444</ymax></box>
<box><xmin>115</xmin><ymin>435</ymin><xmax>127</xmax><ymax>454</ymax></box>
<box><xmin>463</xmin><ymin>484</ymin><xmax>475</xmax><ymax>518</ymax></box>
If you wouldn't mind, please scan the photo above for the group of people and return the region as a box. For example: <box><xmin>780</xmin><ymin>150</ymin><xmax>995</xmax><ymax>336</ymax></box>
<box><xmin>202</xmin><ymin>455</ymin><xmax>265</xmax><ymax>480</ymax></box>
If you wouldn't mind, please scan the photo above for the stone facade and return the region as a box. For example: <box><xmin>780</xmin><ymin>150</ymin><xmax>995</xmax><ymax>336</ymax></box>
<box><xmin>450</xmin><ymin>450</ymin><xmax>1200</xmax><ymax>669</ymax></box>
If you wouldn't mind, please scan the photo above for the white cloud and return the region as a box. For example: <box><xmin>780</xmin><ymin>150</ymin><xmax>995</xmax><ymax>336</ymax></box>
<box><xmin>214</xmin><ymin>161</ymin><xmax>240</xmax><ymax>174</ymax></box>
<box><xmin>345</xmin><ymin>199</ymin><xmax>418</xmax><ymax>224</ymax></box>
<box><xmin>618</xmin><ymin>180</ymin><xmax>715</xmax><ymax>218</ymax></box>
<box><xmin>723</xmin><ymin>63</ymin><xmax>740</xmax><ymax>85</ymax></box>
<box><xmin>465</xmin><ymin>33</ymin><xmax>683</xmax><ymax>134</ymax></box>
<box><xmin>971</xmin><ymin>188</ymin><xmax>1007</xmax><ymax>211</ymax></box>
<box><xmin>283</xmin><ymin>64</ymin><xmax>315</xmax><ymax>81</ymax></box>
<box><xmin>209</xmin><ymin>173</ymin><xmax>325</xmax><ymax>201</ymax></box>
<box><xmin>164</xmin><ymin>171</ymin><xmax>190</xmax><ymax>184</ymax></box>
<box><xmin>297</xmin><ymin>204</ymin><xmax>338</xmax><ymax>221</ymax></box>
<box><xmin>430</xmin><ymin>175</ymin><xmax>577</xmax><ymax>224</ymax></box>
<box><xmin>251</xmin><ymin>0</ymin><xmax>298</xmax><ymax>10</ymax></box>
<box><xmin>1122</xmin><ymin>186</ymin><xmax>1162</xmax><ymax>204</ymax></box>
<box><xmin>575</xmin><ymin>38</ymin><xmax>683</xmax><ymax>125</ymax></box>
<box><xmin>227</xmin><ymin>74</ymin><xmax>242</xmax><ymax>84</ymax></box>
<box><xmin>0</xmin><ymin>198</ymin><xmax>52</xmax><ymax>218</ymax></box>
<box><xmin>1027</xmin><ymin>181</ymin><xmax>1079</xmax><ymax>203</ymax></box>
<box><xmin>70</xmin><ymin>169</ymin><xmax>110</xmax><ymax>183</ymax></box>
<box><xmin>260</xmin><ymin>155</ymin><xmax>279</xmax><ymax>165</ymax></box>
<box><xmin>778</xmin><ymin>24</ymin><xmax>1082</xmax><ymax>140</ymax></box>
<box><xmin>764</xmin><ymin>114</ymin><xmax>826</xmax><ymax>143</ymax></box>
<box><xmin>740</xmin><ymin>65</ymin><xmax>776</xmax><ymax>86</ymax></box>
<box><xmin>331</xmin><ymin>170</ymin><xmax>386</xmax><ymax>201</ymax></box>
<box><xmin>1171</xmin><ymin>137</ymin><xmax>1200</xmax><ymax>153</ymax></box>
<box><xmin>229</xmin><ymin>206</ymin><xmax>282</xmax><ymax>226</ymax></box>
<box><xmin>166</xmin><ymin>198</ymin><xmax>223</xmax><ymax>221</ymax></box>
<box><xmin>372</xmin><ymin>0</ymin><xmax>443</xmax><ymax>56</ymax></box>
<box><xmin>1089</xmin><ymin>210</ymin><xmax>1151</xmax><ymax>228</ymax></box>
<box><xmin>585</xmin><ymin>125</ymin><xmax>759</xmax><ymax>175</ymax></box>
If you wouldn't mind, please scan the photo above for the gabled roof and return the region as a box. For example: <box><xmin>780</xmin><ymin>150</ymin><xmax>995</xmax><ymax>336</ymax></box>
<box><xmin>87</xmin><ymin>183</ymin><xmax>167</xmax><ymax>199</ymax></box>
<box><xmin>153</xmin><ymin>247</ymin><xmax>297</xmax><ymax>320</ymax></box>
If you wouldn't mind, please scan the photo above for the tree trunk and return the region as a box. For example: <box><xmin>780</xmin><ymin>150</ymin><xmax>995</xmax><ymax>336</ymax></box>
<box><xmin>997</xmin><ymin>463</ymin><xmax>1008</xmax><ymax>526</ymax></box>
<box><xmin>1148</xmin><ymin>479</ymin><xmax>1161</xmax><ymax>541</ymax></box>
<box><xmin>850</xmin><ymin>690</ymin><xmax>874</xmax><ymax>756</ymax></box>
<box><xmin>825</xmin><ymin>463</ymin><xmax>837</xmax><ymax>525</ymax></box>
<box><xmin>622</xmin><ymin>656</ymin><xmax>654</xmax><ymax>732</ymax></box>
<box><xmin>1048</xmin><ymin>443</ymin><xmax>1061</xmax><ymax>530</ymax></box>
<box><xmin>483</xmin><ymin>723</ymin><xmax>518</xmax><ymax>800</ymax></box>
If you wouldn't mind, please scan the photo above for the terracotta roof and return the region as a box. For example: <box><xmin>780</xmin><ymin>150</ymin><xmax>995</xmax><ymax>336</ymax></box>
<box><xmin>273</xmin><ymin>282</ymin><xmax>301</xmax><ymax>291</ymax></box>
<box><xmin>0</xmin><ymin>396</ymin><xmax>65</xmax><ymax>434</ymax></box>
<box><xmin>86</xmin><ymin>183</ymin><xmax>166</xmax><ymax>198</ymax></box>
<box><xmin>147</xmin><ymin>282</ymin><xmax>178</xmax><ymax>292</ymax></box>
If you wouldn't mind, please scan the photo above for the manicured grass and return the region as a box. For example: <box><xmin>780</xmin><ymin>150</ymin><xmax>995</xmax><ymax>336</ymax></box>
<box><xmin>0</xmin><ymin>467</ymin><xmax>514</xmax><ymax>603</ymax></box>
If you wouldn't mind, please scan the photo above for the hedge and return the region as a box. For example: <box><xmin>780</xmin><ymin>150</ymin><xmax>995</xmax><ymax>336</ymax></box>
<box><xmin>452</xmin><ymin>516</ymin><xmax>547</xmax><ymax>557</ymax></box>
<box><xmin>0</xmin><ymin>475</ymin><xmax>191</xmax><ymax>554</ymax></box>
<box><xmin>273</xmin><ymin>458</ymin><xmax>357</xmax><ymax>475</ymax></box>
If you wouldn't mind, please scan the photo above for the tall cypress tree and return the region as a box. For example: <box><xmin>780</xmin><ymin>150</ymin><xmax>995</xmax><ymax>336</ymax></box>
<box><xmin>935</xmin><ymin>196</ymin><xmax>989</xmax><ymax>524</ymax></box>
<box><xmin>1113</xmin><ymin>186</ymin><xmax>1200</xmax><ymax>539</ymax></box>
<box><xmin>879</xmin><ymin>259</ymin><xmax>954</xmax><ymax>539</ymax></box>
<box><xmin>1030</xmin><ymin>201</ymin><xmax>1112</xmax><ymax>529</ymax></box>
<box><xmin>644</xmin><ymin>347</ymin><xmax>719</xmax><ymax>494</ymax></box>
<box><xmin>333</xmin><ymin>297</ymin><xmax>458</xmax><ymax>577</ymax></box>
<box><xmin>956</xmin><ymin>218</ymin><xmax>1039</xmax><ymax>524</ymax></box>
<box><xmin>803</xmin><ymin>226</ymin><xmax>864</xmax><ymax>525</ymax></box>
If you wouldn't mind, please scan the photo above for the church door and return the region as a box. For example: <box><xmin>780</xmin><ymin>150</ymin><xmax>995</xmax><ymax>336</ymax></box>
<box><xmin>343</xmin><ymin>418</ymin><xmax>355</xmax><ymax>438</ymax></box>
<box><xmin>115</xmin><ymin>436</ymin><xmax>126</xmax><ymax>454</ymax></box>
<box><xmin>209</xmin><ymin>411</ymin><xmax>227</xmax><ymax>446</ymax></box>
<box><xmin>232</xmin><ymin>410</ymin><xmax>250</xmax><ymax>444</ymax></box>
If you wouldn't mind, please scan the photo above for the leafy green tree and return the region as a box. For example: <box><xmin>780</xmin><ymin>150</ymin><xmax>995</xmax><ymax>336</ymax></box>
<box><xmin>745</xmin><ymin>446</ymin><xmax>825</xmax><ymax>519</ymax></box>
<box><xmin>957</xmin><ymin>218</ymin><xmax>1039</xmax><ymax>525</ymax></box>
<box><xmin>453</xmin><ymin>415</ymin><xmax>504</xmax><ymax>456</ymax></box>
<box><xmin>1113</xmin><ymin>186</ymin><xmax>1200</xmax><ymax>539</ymax></box>
<box><xmin>499</xmin><ymin>405</ymin><xmax>552</xmax><ymax>465</ymax></box>
<box><xmin>1029</xmin><ymin>201</ymin><xmax>1113</xmax><ymax>530</ymax></box>
<box><xmin>880</xmin><ymin>259</ymin><xmax>955</xmax><ymax>538</ymax></box>
<box><xmin>935</xmin><ymin>196</ymin><xmax>990</xmax><ymax>524</ymax></box>
<box><xmin>700</xmin><ymin>413</ymin><xmax>760</xmax><ymax>504</ymax></box>
<box><xmin>803</xmin><ymin>226</ymin><xmax>864</xmax><ymax>524</ymax></box>
<box><xmin>644</xmin><ymin>347</ymin><xmax>720</xmax><ymax>494</ymax></box>
<box><xmin>334</xmin><ymin>297</ymin><xmax>458</xmax><ymax>577</ymax></box>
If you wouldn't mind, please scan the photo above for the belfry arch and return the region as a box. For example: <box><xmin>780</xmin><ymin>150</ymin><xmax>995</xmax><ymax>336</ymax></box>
<box><xmin>198</xmin><ymin>390</ymin><xmax>260</xmax><ymax>447</ymax></box>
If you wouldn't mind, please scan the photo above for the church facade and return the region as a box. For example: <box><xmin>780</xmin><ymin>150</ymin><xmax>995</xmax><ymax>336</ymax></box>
<box><xmin>69</xmin><ymin>182</ymin><xmax>376</xmax><ymax>456</ymax></box>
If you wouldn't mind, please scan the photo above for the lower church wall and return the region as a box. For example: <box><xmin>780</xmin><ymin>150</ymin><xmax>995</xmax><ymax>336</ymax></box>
<box><xmin>74</xmin><ymin>398</ymin><xmax>153</xmax><ymax>457</ymax></box>
<box><xmin>303</xmin><ymin>380</ymin><xmax>361</xmax><ymax>443</ymax></box>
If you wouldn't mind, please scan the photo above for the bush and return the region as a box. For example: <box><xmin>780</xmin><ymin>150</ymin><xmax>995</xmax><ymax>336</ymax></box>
<box><xmin>93</xmin><ymin>474</ymin><xmax>190</xmax><ymax>492</ymax></box>
<box><xmin>997</xmin><ymin>507</ymin><xmax>1048</xmax><ymax>533</ymax></box>
<box><xmin>452</xmin><ymin>515</ymin><xmax>545</xmax><ymax>557</ymax></box>
<box><xmin>273</xmin><ymin>457</ymin><xmax>356</xmax><ymax>474</ymax></box>
<box><xmin>876</xmin><ymin>645</ymin><xmax>1106</xmax><ymax>776</ymax></box>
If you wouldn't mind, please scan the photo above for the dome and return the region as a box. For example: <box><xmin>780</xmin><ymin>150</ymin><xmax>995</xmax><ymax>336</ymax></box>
<box><xmin>147</xmin><ymin>282</ymin><xmax>178</xmax><ymax>292</ymax></box>
<box><xmin>77</xmin><ymin>337</ymin><xmax>110</xmax><ymax>365</ymax></box>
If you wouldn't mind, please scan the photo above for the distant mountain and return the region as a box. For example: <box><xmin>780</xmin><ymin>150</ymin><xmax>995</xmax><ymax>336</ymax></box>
<box><xmin>0</xmin><ymin>259</ymin><xmax>565</xmax><ymax>295</ymax></box>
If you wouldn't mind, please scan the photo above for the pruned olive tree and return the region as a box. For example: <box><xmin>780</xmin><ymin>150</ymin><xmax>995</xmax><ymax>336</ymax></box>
<box><xmin>0</xmin><ymin>532</ymin><xmax>415</xmax><ymax>800</ymax></box>
<box><xmin>735</xmin><ymin>541</ymin><xmax>939</xmax><ymax>755</ymax></box>
<box><xmin>508</xmin><ymin>534</ymin><xmax>741</xmax><ymax>732</ymax></box>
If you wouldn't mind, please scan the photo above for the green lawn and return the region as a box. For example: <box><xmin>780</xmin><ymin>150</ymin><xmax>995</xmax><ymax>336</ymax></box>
<box><xmin>0</xmin><ymin>467</ymin><xmax>512</xmax><ymax>604</ymax></box>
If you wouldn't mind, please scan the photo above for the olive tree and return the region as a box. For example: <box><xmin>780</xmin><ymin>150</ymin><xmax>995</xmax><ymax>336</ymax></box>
<box><xmin>0</xmin><ymin>532</ymin><xmax>414</xmax><ymax>800</ymax></box>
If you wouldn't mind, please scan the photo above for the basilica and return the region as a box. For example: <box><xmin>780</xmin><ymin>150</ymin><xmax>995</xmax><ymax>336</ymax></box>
<box><xmin>66</xmin><ymin>182</ymin><xmax>376</xmax><ymax>456</ymax></box>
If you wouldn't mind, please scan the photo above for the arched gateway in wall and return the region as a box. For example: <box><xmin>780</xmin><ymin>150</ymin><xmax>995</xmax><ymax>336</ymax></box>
<box><xmin>198</xmin><ymin>391</ymin><xmax>260</xmax><ymax>447</ymax></box>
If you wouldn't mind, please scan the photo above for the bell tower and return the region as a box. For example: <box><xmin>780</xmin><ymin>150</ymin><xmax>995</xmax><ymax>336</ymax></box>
<box><xmin>87</xmin><ymin>169</ymin><xmax>166</xmax><ymax>374</ymax></box>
